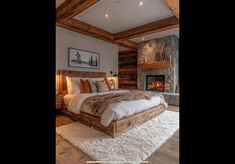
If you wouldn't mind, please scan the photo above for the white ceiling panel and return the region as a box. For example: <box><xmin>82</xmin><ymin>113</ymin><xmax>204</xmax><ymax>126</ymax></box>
<box><xmin>75</xmin><ymin>0</ymin><xmax>173</xmax><ymax>33</ymax></box>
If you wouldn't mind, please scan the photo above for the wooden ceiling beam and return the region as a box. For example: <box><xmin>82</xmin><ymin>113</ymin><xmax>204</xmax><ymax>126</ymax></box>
<box><xmin>63</xmin><ymin>19</ymin><xmax>114</xmax><ymax>41</ymax></box>
<box><xmin>56</xmin><ymin>19</ymin><xmax>137</xmax><ymax>50</ymax></box>
<box><xmin>115</xmin><ymin>40</ymin><xmax>138</xmax><ymax>51</ymax></box>
<box><xmin>114</xmin><ymin>16</ymin><xmax>179</xmax><ymax>40</ymax></box>
<box><xmin>56</xmin><ymin>0</ymin><xmax>100</xmax><ymax>23</ymax></box>
<box><xmin>164</xmin><ymin>0</ymin><xmax>179</xmax><ymax>19</ymax></box>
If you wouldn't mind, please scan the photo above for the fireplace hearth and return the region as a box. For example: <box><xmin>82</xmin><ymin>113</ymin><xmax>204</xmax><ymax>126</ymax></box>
<box><xmin>146</xmin><ymin>75</ymin><xmax>165</xmax><ymax>92</ymax></box>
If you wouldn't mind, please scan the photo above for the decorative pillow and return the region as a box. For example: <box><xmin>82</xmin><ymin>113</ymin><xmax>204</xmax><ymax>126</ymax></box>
<box><xmin>80</xmin><ymin>79</ymin><xmax>91</xmax><ymax>93</ymax></box>
<box><xmin>82</xmin><ymin>77</ymin><xmax>104</xmax><ymax>93</ymax></box>
<box><xmin>88</xmin><ymin>79</ymin><xmax>98</xmax><ymax>93</ymax></box>
<box><xmin>96</xmin><ymin>80</ymin><xmax>110</xmax><ymax>92</ymax></box>
<box><xmin>66</xmin><ymin>76</ymin><xmax>81</xmax><ymax>94</ymax></box>
<box><xmin>66</xmin><ymin>77</ymin><xmax>104</xmax><ymax>94</ymax></box>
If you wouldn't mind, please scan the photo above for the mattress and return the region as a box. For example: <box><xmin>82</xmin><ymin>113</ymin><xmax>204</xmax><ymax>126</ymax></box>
<box><xmin>66</xmin><ymin>90</ymin><xmax>168</xmax><ymax>126</ymax></box>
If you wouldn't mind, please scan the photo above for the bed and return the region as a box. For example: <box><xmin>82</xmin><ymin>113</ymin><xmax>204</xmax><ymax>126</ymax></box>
<box><xmin>58</xmin><ymin>70</ymin><xmax>167</xmax><ymax>138</ymax></box>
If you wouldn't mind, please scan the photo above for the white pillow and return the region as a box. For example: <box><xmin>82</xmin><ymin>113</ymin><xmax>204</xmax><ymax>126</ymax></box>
<box><xmin>66</xmin><ymin>76</ymin><xmax>81</xmax><ymax>95</ymax></box>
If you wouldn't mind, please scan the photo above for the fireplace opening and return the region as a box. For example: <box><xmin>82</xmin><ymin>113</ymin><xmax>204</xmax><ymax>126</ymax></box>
<box><xmin>146</xmin><ymin>75</ymin><xmax>165</xmax><ymax>92</ymax></box>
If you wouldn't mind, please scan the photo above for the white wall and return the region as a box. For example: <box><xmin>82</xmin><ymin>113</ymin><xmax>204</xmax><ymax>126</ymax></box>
<box><xmin>56</xmin><ymin>27</ymin><xmax>118</xmax><ymax>76</ymax></box>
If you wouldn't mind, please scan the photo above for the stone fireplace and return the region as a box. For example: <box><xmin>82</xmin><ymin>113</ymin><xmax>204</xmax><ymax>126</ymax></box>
<box><xmin>146</xmin><ymin>75</ymin><xmax>165</xmax><ymax>92</ymax></box>
<box><xmin>137</xmin><ymin>35</ymin><xmax>179</xmax><ymax>93</ymax></box>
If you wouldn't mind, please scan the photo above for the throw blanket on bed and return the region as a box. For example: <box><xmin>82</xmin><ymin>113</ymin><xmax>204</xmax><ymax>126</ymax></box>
<box><xmin>80</xmin><ymin>90</ymin><xmax>165</xmax><ymax>117</ymax></box>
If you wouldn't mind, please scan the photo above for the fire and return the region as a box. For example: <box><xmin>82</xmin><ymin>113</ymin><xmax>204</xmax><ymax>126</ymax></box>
<box><xmin>148</xmin><ymin>81</ymin><xmax>164</xmax><ymax>90</ymax></box>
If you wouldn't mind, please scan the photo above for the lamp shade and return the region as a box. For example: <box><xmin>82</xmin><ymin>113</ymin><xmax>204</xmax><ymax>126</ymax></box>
<box><xmin>107</xmin><ymin>76</ymin><xmax>118</xmax><ymax>89</ymax></box>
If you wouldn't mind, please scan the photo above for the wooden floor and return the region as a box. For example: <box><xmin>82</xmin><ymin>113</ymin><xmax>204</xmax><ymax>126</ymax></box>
<box><xmin>56</xmin><ymin>105</ymin><xmax>179</xmax><ymax>164</ymax></box>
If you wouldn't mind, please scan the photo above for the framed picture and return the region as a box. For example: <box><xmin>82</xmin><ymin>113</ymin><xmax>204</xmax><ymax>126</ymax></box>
<box><xmin>68</xmin><ymin>47</ymin><xmax>100</xmax><ymax>69</ymax></box>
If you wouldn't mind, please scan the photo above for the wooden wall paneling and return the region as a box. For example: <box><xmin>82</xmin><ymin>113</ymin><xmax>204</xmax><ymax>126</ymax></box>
<box><xmin>118</xmin><ymin>51</ymin><xmax>137</xmax><ymax>89</ymax></box>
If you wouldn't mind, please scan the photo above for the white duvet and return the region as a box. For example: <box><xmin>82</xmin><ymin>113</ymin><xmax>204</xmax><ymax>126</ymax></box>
<box><xmin>66</xmin><ymin>90</ymin><xmax>168</xmax><ymax>126</ymax></box>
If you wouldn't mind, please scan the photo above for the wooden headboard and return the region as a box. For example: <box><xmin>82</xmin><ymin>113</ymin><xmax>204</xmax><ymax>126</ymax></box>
<box><xmin>58</xmin><ymin>70</ymin><xmax>106</xmax><ymax>95</ymax></box>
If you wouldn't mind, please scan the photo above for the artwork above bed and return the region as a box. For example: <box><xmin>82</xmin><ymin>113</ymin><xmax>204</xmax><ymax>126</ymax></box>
<box><xmin>68</xmin><ymin>47</ymin><xmax>100</xmax><ymax>69</ymax></box>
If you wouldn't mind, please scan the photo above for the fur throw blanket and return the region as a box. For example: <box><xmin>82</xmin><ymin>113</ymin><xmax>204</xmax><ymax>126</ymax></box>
<box><xmin>81</xmin><ymin>90</ymin><xmax>165</xmax><ymax>117</ymax></box>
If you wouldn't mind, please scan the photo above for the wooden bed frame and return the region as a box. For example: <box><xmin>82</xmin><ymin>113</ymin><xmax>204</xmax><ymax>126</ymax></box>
<box><xmin>58</xmin><ymin>70</ymin><xmax>165</xmax><ymax>138</ymax></box>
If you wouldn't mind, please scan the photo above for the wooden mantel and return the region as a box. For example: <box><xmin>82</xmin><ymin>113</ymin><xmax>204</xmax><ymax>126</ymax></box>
<box><xmin>138</xmin><ymin>60</ymin><xmax>171</xmax><ymax>69</ymax></box>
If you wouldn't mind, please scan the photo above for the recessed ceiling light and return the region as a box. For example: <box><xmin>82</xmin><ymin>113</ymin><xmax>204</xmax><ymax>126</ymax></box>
<box><xmin>142</xmin><ymin>38</ymin><xmax>145</xmax><ymax>41</ymax></box>
<box><xmin>105</xmin><ymin>14</ymin><xmax>109</xmax><ymax>18</ymax></box>
<box><xmin>139</xmin><ymin>2</ymin><xmax>143</xmax><ymax>6</ymax></box>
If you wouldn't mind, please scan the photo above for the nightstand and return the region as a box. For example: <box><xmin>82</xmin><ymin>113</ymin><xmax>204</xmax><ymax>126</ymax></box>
<box><xmin>56</xmin><ymin>95</ymin><xmax>63</xmax><ymax>109</ymax></box>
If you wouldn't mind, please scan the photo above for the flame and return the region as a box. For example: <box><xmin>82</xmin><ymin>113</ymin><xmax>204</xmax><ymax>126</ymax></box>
<box><xmin>148</xmin><ymin>81</ymin><xmax>164</xmax><ymax>90</ymax></box>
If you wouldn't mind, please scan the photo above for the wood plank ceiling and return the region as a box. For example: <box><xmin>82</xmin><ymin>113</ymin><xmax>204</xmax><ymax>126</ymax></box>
<box><xmin>56</xmin><ymin>0</ymin><xmax>179</xmax><ymax>51</ymax></box>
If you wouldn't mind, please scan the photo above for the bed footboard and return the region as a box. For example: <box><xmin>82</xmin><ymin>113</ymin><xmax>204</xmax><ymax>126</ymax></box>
<box><xmin>64</xmin><ymin>105</ymin><xmax>165</xmax><ymax>138</ymax></box>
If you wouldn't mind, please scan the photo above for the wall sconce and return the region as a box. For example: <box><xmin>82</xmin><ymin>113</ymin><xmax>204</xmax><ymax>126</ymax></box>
<box><xmin>107</xmin><ymin>77</ymin><xmax>118</xmax><ymax>90</ymax></box>
<box><xmin>108</xmin><ymin>70</ymin><xmax>118</xmax><ymax>89</ymax></box>
<box><xmin>110</xmin><ymin>70</ymin><xmax>118</xmax><ymax>77</ymax></box>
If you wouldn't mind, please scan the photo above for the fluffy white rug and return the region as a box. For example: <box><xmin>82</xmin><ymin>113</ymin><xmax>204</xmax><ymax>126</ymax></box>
<box><xmin>56</xmin><ymin>110</ymin><xmax>179</xmax><ymax>163</ymax></box>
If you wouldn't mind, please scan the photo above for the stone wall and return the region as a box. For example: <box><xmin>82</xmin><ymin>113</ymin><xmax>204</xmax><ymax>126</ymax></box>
<box><xmin>137</xmin><ymin>35</ymin><xmax>179</xmax><ymax>93</ymax></box>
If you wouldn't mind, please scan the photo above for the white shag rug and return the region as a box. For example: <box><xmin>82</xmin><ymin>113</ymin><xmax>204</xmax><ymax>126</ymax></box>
<box><xmin>56</xmin><ymin>110</ymin><xmax>179</xmax><ymax>163</ymax></box>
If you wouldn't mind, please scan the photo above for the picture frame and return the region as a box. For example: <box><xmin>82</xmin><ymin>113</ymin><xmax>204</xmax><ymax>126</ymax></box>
<box><xmin>68</xmin><ymin>47</ymin><xmax>100</xmax><ymax>69</ymax></box>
